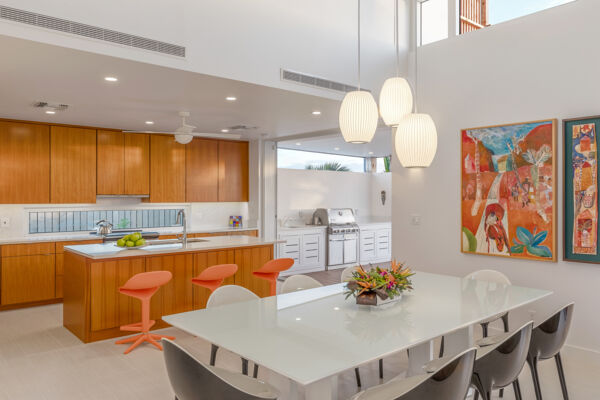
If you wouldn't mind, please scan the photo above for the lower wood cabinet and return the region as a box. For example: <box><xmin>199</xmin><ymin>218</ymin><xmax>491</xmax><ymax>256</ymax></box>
<box><xmin>147</xmin><ymin>254</ymin><xmax>195</xmax><ymax>321</ymax></box>
<box><xmin>1</xmin><ymin>254</ymin><xmax>55</xmax><ymax>305</ymax></box>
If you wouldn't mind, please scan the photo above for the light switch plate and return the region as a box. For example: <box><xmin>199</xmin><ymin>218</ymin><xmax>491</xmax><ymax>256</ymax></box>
<box><xmin>410</xmin><ymin>214</ymin><xmax>421</xmax><ymax>226</ymax></box>
<box><xmin>0</xmin><ymin>217</ymin><xmax>9</xmax><ymax>228</ymax></box>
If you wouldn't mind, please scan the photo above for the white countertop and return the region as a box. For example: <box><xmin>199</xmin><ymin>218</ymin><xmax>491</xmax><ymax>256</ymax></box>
<box><xmin>164</xmin><ymin>271</ymin><xmax>551</xmax><ymax>386</ymax></box>
<box><xmin>278</xmin><ymin>224</ymin><xmax>327</xmax><ymax>231</ymax></box>
<box><xmin>0</xmin><ymin>226</ymin><xmax>259</xmax><ymax>245</ymax></box>
<box><xmin>64</xmin><ymin>235</ymin><xmax>279</xmax><ymax>260</ymax></box>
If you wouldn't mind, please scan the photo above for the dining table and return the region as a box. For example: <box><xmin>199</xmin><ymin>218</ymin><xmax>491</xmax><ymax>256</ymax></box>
<box><xmin>163</xmin><ymin>271</ymin><xmax>552</xmax><ymax>400</ymax></box>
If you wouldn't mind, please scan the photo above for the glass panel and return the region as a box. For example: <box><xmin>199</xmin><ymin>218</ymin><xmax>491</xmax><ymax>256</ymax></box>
<box><xmin>277</xmin><ymin>149</ymin><xmax>365</xmax><ymax>172</ymax></box>
<box><xmin>488</xmin><ymin>0</ymin><xmax>575</xmax><ymax>25</ymax></box>
<box><xmin>420</xmin><ymin>0</ymin><xmax>448</xmax><ymax>46</ymax></box>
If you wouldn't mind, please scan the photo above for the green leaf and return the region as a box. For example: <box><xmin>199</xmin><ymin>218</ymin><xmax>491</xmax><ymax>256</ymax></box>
<box><xmin>532</xmin><ymin>230</ymin><xmax>548</xmax><ymax>246</ymax></box>
<box><xmin>516</xmin><ymin>226</ymin><xmax>533</xmax><ymax>245</ymax></box>
<box><xmin>527</xmin><ymin>245</ymin><xmax>552</xmax><ymax>258</ymax></box>
<box><xmin>510</xmin><ymin>244</ymin><xmax>525</xmax><ymax>254</ymax></box>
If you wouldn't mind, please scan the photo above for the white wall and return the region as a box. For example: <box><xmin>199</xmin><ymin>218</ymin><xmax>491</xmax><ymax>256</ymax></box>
<box><xmin>278</xmin><ymin>168</ymin><xmax>391</xmax><ymax>223</ymax></box>
<box><xmin>0</xmin><ymin>0</ymin><xmax>406</xmax><ymax>100</ymax></box>
<box><xmin>392</xmin><ymin>0</ymin><xmax>600</xmax><ymax>351</ymax></box>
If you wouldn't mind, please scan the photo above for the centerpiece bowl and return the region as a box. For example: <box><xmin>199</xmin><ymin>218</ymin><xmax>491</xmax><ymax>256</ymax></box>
<box><xmin>345</xmin><ymin>261</ymin><xmax>414</xmax><ymax>307</ymax></box>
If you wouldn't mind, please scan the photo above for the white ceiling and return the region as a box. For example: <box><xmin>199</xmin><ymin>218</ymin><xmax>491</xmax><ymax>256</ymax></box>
<box><xmin>277</xmin><ymin>128</ymin><xmax>394</xmax><ymax>157</ymax></box>
<box><xmin>0</xmin><ymin>35</ymin><xmax>345</xmax><ymax>139</ymax></box>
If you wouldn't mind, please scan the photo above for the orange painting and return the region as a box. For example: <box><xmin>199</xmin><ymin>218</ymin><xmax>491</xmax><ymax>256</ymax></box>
<box><xmin>461</xmin><ymin>120</ymin><xmax>557</xmax><ymax>261</ymax></box>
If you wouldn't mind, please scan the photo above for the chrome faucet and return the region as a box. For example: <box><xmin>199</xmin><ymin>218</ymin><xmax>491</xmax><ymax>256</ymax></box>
<box><xmin>176</xmin><ymin>209</ymin><xmax>187</xmax><ymax>246</ymax></box>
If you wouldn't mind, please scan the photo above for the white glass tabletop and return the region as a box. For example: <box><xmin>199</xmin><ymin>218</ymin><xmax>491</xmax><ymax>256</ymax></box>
<box><xmin>163</xmin><ymin>271</ymin><xmax>551</xmax><ymax>386</ymax></box>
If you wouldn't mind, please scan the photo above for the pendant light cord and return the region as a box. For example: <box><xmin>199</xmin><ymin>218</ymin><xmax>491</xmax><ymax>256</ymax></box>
<box><xmin>395</xmin><ymin>0</ymin><xmax>399</xmax><ymax>77</ymax></box>
<box><xmin>358</xmin><ymin>0</ymin><xmax>361</xmax><ymax>90</ymax></box>
<box><xmin>414</xmin><ymin>0</ymin><xmax>421</xmax><ymax>113</ymax></box>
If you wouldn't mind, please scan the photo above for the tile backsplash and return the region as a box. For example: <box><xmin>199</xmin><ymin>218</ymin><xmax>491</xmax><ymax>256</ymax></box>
<box><xmin>28</xmin><ymin>209</ymin><xmax>183</xmax><ymax>234</ymax></box>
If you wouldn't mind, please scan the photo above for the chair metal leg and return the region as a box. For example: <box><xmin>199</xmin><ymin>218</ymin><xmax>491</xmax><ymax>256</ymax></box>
<box><xmin>379</xmin><ymin>359</ymin><xmax>383</xmax><ymax>379</ymax></box>
<box><xmin>501</xmin><ymin>313</ymin><xmax>510</xmax><ymax>332</ymax></box>
<box><xmin>241</xmin><ymin>358</ymin><xmax>249</xmax><ymax>375</ymax></box>
<box><xmin>471</xmin><ymin>375</ymin><xmax>489</xmax><ymax>400</ymax></box>
<box><xmin>513</xmin><ymin>378</ymin><xmax>522</xmax><ymax>400</ymax></box>
<box><xmin>555</xmin><ymin>352</ymin><xmax>569</xmax><ymax>400</ymax></box>
<box><xmin>354</xmin><ymin>367</ymin><xmax>362</xmax><ymax>387</ymax></box>
<box><xmin>481</xmin><ymin>321</ymin><xmax>489</xmax><ymax>338</ymax></box>
<box><xmin>527</xmin><ymin>355</ymin><xmax>543</xmax><ymax>400</ymax></box>
<box><xmin>253</xmin><ymin>363</ymin><xmax>259</xmax><ymax>379</ymax></box>
<box><xmin>210</xmin><ymin>344</ymin><xmax>218</xmax><ymax>366</ymax></box>
<box><xmin>439</xmin><ymin>336</ymin><xmax>445</xmax><ymax>358</ymax></box>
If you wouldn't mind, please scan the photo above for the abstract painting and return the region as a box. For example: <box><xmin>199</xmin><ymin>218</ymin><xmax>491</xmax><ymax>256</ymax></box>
<box><xmin>564</xmin><ymin>116</ymin><xmax>600</xmax><ymax>263</ymax></box>
<box><xmin>461</xmin><ymin>120</ymin><xmax>557</xmax><ymax>261</ymax></box>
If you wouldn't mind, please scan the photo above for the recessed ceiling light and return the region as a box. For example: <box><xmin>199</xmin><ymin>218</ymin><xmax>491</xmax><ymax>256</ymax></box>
<box><xmin>221</xmin><ymin>129</ymin><xmax>229</xmax><ymax>133</ymax></box>
<box><xmin>295</xmin><ymin>317</ymin><xmax>302</xmax><ymax>321</ymax></box>
<box><xmin>334</xmin><ymin>147</ymin><xmax>340</xmax><ymax>151</ymax></box>
<box><xmin>333</xmin><ymin>307</ymin><xmax>340</xmax><ymax>311</ymax></box>
<box><xmin>312</xmin><ymin>110</ymin><xmax>321</xmax><ymax>115</ymax></box>
<box><xmin>225</xmin><ymin>96</ymin><xmax>237</xmax><ymax>101</ymax></box>
<box><xmin>368</xmin><ymin>151</ymin><xmax>374</xmax><ymax>155</ymax></box>
<box><xmin>145</xmin><ymin>121</ymin><xmax>154</xmax><ymax>125</ymax></box>
<box><xmin>104</xmin><ymin>76</ymin><xmax>118</xmax><ymax>82</ymax></box>
<box><xmin>296</xmin><ymin>142</ymin><xmax>302</xmax><ymax>146</ymax></box>
<box><xmin>45</xmin><ymin>110</ymin><xmax>56</xmax><ymax>115</ymax></box>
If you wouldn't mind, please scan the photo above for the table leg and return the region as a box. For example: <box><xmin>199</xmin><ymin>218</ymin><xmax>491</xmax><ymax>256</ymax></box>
<box><xmin>289</xmin><ymin>376</ymin><xmax>338</xmax><ymax>400</ymax></box>
<box><xmin>443</xmin><ymin>326</ymin><xmax>474</xmax><ymax>357</ymax></box>
<box><xmin>407</xmin><ymin>340</ymin><xmax>434</xmax><ymax>376</ymax></box>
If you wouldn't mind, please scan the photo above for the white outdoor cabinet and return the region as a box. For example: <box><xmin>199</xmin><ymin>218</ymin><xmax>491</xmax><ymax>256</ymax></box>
<box><xmin>277</xmin><ymin>228</ymin><xmax>326</xmax><ymax>275</ymax></box>
<box><xmin>359</xmin><ymin>222</ymin><xmax>392</xmax><ymax>264</ymax></box>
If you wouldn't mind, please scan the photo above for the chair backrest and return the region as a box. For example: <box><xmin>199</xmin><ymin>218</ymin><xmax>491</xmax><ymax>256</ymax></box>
<box><xmin>341</xmin><ymin>266</ymin><xmax>360</xmax><ymax>283</ymax></box>
<box><xmin>162</xmin><ymin>339</ymin><xmax>278</xmax><ymax>400</ymax></box>
<box><xmin>351</xmin><ymin>348</ymin><xmax>476</xmax><ymax>400</ymax></box>
<box><xmin>198</xmin><ymin>264</ymin><xmax>238</xmax><ymax>281</ymax></box>
<box><xmin>207</xmin><ymin>285</ymin><xmax>259</xmax><ymax>308</ymax></box>
<box><xmin>474</xmin><ymin>321</ymin><xmax>533</xmax><ymax>389</ymax></box>
<box><xmin>465</xmin><ymin>269</ymin><xmax>511</xmax><ymax>285</ymax></box>
<box><xmin>257</xmin><ymin>258</ymin><xmax>294</xmax><ymax>274</ymax></box>
<box><xmin>121</xmin><ymin>270</ymin><xmax>172</xmax><ymax>290</ymax></box>
<box><xmin>529</xmin><ymin>303</ymin><xmax>574</xmax><ymax>360</ymax></box>
<box><xmin>280</xmin><ymin>274</ymin><xmax>323</xmax><ymax>294</ymax></box>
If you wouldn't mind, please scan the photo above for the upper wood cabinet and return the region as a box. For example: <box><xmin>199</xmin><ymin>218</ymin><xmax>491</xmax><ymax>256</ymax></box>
<box><xmin>218</xmin><ymin>141</ymin><xmax>249</xmax><ymax>202</ymax></box>
<box><xmin>149</xmin><ymin>135</ymin><xmax>186</xmax><ymax>202</ymax></box>
<box><xmin>51</xmin><ymin>126</ymin><xmax>97</xmax><ymax>204</ymax></box>
<box><xmin>97</xmin><ymin>131</ymin><xmax>149</xmax><ymax>195</ymax></box>
<box><xmin>0</xmin><ymin>121</ymin><xmax>50</xmax><ymax>203</ymax></box>
<box><xmin>186</xmin><ymin>138</ymin><xmax>219</xmax><ymax>202</ymax></box>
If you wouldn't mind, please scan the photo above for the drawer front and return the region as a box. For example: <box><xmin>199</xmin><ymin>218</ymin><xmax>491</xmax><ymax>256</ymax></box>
<box><xmin>279</xmin><ymin>235</ymin><xmax>300</xmax><ymax>264</ymax></box>
<box><xmin>56</xmin><ymin>240</ymin><xmax>102</xmax><ymax>253</ymax></box>
<box><xmin>1</xmin><ymin>242</ymin><xmax>55</xmax><ymax>257</ymax></box>
<box><xmin>1</xmin><ymin>254</ymin><xmax>56</xmax><ymax>305</ymax></box>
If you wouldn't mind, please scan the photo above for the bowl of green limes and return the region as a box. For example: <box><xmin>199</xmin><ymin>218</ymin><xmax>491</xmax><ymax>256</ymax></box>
<box><xmin>115</xmin><ymin>232</ymin><xmax>147</xmax><ymax>249</ymax></box>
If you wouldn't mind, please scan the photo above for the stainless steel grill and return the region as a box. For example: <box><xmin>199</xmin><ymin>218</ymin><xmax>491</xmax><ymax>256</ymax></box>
<box><xmin>313</xmin><ymin>208</ymin><xmax>358</xmax><ymax>268</ymax></box>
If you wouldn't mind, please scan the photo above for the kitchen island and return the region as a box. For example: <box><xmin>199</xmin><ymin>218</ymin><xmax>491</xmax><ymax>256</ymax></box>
<box><xmin>63</xmin><ymin>235</ymin><xmax>278</xmax><ymax>343</ymax></box>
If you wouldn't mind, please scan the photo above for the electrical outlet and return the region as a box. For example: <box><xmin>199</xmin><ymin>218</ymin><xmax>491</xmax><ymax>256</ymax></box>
<box><xmin>0</xmin><ymin>217</ymin><xmax>9</xmax><ymax>228</ymax></box>
<box><xmin>410</xmin><ymin>214</ymin><xmax>421</xmax><ymax>226</ymax></box>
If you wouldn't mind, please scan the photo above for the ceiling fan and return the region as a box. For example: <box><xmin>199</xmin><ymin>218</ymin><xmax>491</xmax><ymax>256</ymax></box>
<box><xmin>125</xmin><ymin>111</ymin><xmax>241</xmax><ymax>144</ymax></box>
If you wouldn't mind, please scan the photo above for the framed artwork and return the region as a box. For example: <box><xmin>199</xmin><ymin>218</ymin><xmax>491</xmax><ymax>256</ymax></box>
<box><xmin>564</xmin><ymin>116</ymin><xmax>600</xmax><ymax>263</ymax></box>
<box><xmin>461</xmin><ymin>119</ymin><xmax>557</xmax><ymax>261</ymax></box>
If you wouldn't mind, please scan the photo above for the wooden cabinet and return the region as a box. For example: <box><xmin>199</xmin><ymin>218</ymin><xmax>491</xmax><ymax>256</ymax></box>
<box><xmin>0</xmin><ymin>121</ymin><xmax>50</xmax><ymax>203</ymax></box>
<box><xmin>97</xmin><ymin>131</ymin><xmax>149</xmax><ymax>196</ymax></box>
<box><xmin>218</xmin><ymin>141</ymin><xmax>249</xmax><ymax>202</ymax></box>
<box><xmin>56</xmin><ymin>240</ymin><xmax>101</xmax><ymax>298</ymax></box>
<box><xmin>147</xmin><ymin>254</ymin><xmax>195</xmax><ymax>319</ymax></box>
<box><xmin>1</xmin><ymin>255</ymin><xmax>55</xmax><ymax>305</ymax></box>
<box><xmin>186</xmin><ymin>138</ymin><xmax>219</xmax><ymax>202</ymax></box>
<box><xmin>234</xmin><ymin>245</ymin><xmax>272</xmax><ymax>298</ymax></box>
<box><xmin>193</xmin><ymin>250</ymin><xmax>235</xmax><ymax>308</ymax></box>
<box><xmin>50</xmin><ymin>126</ymin><xmax>97</xmax><ymax>203</ymax></box>
<box><xmin>149</xmin><ymin>135</ymin><xmax>186</xmax><ymax>202</ymax></box>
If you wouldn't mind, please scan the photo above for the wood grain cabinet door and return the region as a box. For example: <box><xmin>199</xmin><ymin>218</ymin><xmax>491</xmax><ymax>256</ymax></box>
<box><xmin>149</xmin><ymin>135</ymin><xmax>185</xmax><ymax>202</ymax></box>
<box><xmin>1</xmin><ymin>255</ymin><xmax>56</xmax><ymax>305</ymax></box>
<box><xmin>186</xmin><ymin>138</ymin><xmax>218</xmax><ymax>202</ymax></box>
<box><xmin>124</xmin><ymin>133</ymin><xmax>149</xmax><ymax>195</ymax></box>
<box><xmin>218</xmin><ymin>140</ymin><xmax>249</xmax><ymax>202</ymax></box>
<box><xmin>50</xmin><ymin>126</ymin><xmax>97</xmax><ymax>203</ymax></box>
<box><xmin>0</xmin><ymin>121</ymin><xmax>50</xmax><ymax>203</ymax></box>
<box><xmin>97</xmin><ymin>130</ymin><xmax>125</xmax><ymax>195</ymax></box>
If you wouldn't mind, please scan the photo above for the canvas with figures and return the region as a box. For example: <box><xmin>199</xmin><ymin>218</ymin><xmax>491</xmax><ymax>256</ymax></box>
<box><xmin>461</xmin><ymin>120</ymin><xmax>557</xmax><ymax>261</ymax></box>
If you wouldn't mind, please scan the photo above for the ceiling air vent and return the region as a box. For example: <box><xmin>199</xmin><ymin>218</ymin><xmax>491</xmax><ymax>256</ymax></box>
<box><xmin>281</xmin><ymin>68</ymin><xmax>367</xmax><ymax>94</ymax></box>
<box><xmin>0</xmin><ymin>5</ymin><xmax>186</xmax><ymax>58</ymax></box>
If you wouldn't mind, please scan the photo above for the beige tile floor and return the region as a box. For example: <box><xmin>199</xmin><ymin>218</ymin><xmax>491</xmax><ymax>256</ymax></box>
<box><xmin>0</xmin><ymin>301</ymin><xmax>598</xmax><ymax>399</ymax></box>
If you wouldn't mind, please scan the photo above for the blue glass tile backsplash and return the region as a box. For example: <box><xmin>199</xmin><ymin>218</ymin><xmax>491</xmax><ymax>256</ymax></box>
<box><xmin>28</xmin><ymin>209</ymin><xmax>183</xmax><ymax>234</ymax></box>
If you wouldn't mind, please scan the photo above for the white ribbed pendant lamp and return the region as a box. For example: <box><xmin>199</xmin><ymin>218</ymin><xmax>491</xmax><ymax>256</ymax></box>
<box><xmin>339</xmin><ymin>0</ymin><xmax>378</xmax><ymax>144</ymax></box>
<box><xmin>379</xmin><ymin>0</ymin><xmax>413</xmax><ymax>126</ymax></box>
<box><xmin>395</xmin><ymin>0</ymin><xmax>438</xmax><ymax>168</ymax></box>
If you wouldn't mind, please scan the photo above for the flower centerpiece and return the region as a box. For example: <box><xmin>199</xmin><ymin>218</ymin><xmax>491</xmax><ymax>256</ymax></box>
<box><xmin>345</xmin><ymin>261</ymin><xmax>414</xmax><ymax>306</ymax></box>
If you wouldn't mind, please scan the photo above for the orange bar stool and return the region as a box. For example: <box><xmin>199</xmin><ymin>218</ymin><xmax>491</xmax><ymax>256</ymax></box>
<box><xmin>252</xmin><ymin>258</ymin><xmax>294</xmax><ymax>296</ymax></box>
<box><xmin>191</xmin><ymin>264</ymin><xmax>238</xmax><ymax>293</ymax></box>
<box><xmin>115</xmin><ymin>270</ymin><xmax>175</xmax><ymax>354</ymax></box>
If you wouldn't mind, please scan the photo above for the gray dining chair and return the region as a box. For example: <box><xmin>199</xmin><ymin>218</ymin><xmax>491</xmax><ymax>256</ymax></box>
<box><xmin>471</xmin><ymin>321</ymin><xmax>533</xmax><ymax>400</ymax></box>
<box><xmin>527</xmin><ymin>303</ymin><xmax>574</xmax><ymax>400</ymax></box>
<box><xmin>350</xmin><ymin>348</ymin><xmax>477</xmax><ymax>400</ymax></box>
<box><xmin>162</xmin><ymin>339</ymin><xmax>279</xmax><ymax>400</ymax></box>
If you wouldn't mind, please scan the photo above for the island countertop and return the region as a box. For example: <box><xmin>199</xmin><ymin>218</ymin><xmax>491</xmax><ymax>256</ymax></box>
<box><xmin>64</xmin><ymin>235</ymin><xmax>282</xmax><ymax>260</ymax></box>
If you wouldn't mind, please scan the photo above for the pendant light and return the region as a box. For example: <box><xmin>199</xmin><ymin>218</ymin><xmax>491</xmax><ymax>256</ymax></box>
<box><xmin>379</xmin><ymin>0</ymin><xmax>413</xmax><ymax>126</ymax></box>
<box><xmin>395</xmin><ymin>0</ymin><xmax>438</xmax><ymax>168</ymax></box>
<box><xmin>339</xmin><ymin>0</ymin><xmax>379</xmax><ymax>144</ymax></box>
